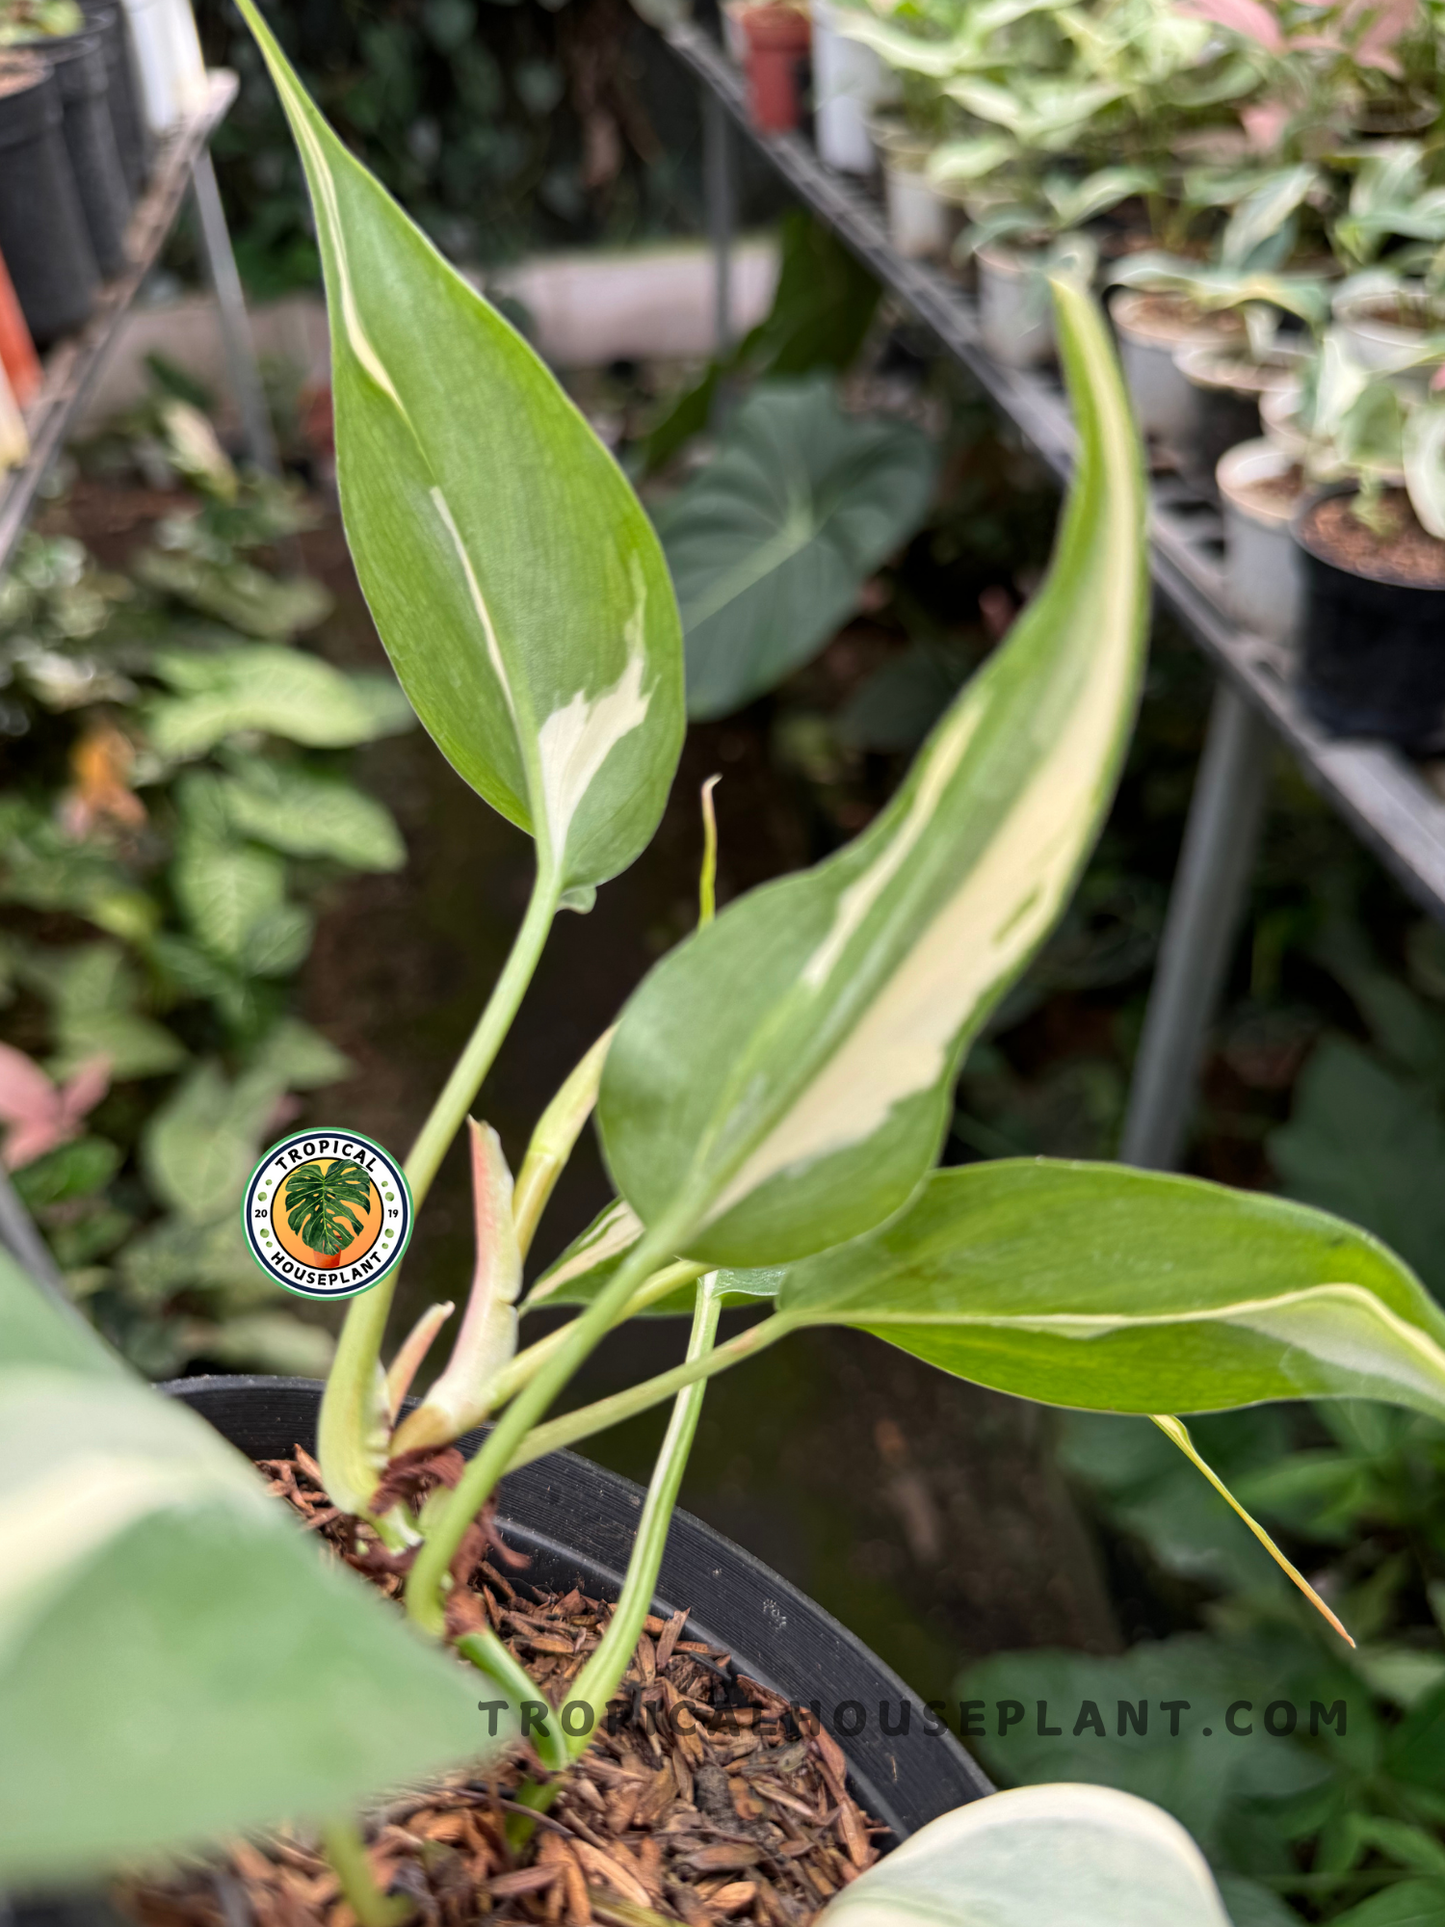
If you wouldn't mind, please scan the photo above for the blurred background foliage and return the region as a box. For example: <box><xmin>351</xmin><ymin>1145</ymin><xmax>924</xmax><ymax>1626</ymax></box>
<box><xmin>194</xmin><ymin>0</ymin><xmax>728</xmax><ymax>291</ymax></box>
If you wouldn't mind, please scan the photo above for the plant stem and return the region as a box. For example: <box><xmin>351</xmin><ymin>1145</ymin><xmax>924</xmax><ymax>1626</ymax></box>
<box><xmin>319</xmin><ymin>1818</ymin><xmax>411</xmax><ymax>1927</ymax></box>
<box><xmin>563</xmin><ymin>1277</ymin><xmax>722</xmax><ymax>1752</ymax></box>
<box><xmin>487</xmin><ymin>1261</ymin><xmax>707</xmax><ymax>1410</ymax></box>
<box><xmin>406</xmin><ymin>874</ymin><xmax>561</xmax><ymax>1208</ymax></box>
<box><xmin>507</xmin><ymin>1312</ymin><xmax>798</xmax><ymax>1471</ymax></box>
<box><xmin>405</xmin><ymin>1215</ymin><xmax>687</xmax><ymax>1634</ymax></box>
<box><xmin>316</xmin><ymin>870</ymin><xmax>558</xmax><ymax>1516</ymax></box>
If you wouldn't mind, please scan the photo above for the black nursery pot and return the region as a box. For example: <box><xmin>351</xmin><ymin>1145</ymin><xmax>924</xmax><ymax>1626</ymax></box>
<box><xmin>163</xmin><ymin>1375</ymin><xmax>993</xmax><ymax>1843</ymax></box>
<box><xmin>1178</xmin><ymin>376</ymin><xmax>1261</xmax><ymax>500</ymax></box>
<box><xmin>1294</xmin><ymin>489</ymin><xmax>1445</xmax><ymax>753</ymax></box>
<box><xmin>0</xmin><ymin>52</ymin><xmax>99</xmax><ymax>345</ymax></box>
<box><xmin>80</xmin><ymin>0</ymin><xmax>148</xmax><ymax>196</ymax></box>
<box><xmin>40</xmin><ymin>24</ymin><xmax>133</xmax><ymax>280</ymax></box>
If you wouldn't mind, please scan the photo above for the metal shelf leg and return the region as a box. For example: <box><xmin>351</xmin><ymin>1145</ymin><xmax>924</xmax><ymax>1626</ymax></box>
<box><xmin>1120</xmin><ymin>680</ymin><xmax>1273</xmax><ymax>1171</ymax></box>
<box><xmin>190</xmin><ymin>145</ymin><xmax>280</xmax><ymax>477</ymax></box>
<box><xmin>704</xmin><ymin>91</ymin><xmax>734</xmax><ymax>356</ymax></box>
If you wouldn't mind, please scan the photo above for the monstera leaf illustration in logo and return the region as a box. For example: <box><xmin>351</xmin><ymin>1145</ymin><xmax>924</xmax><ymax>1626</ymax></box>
<box><xmin>284</xmin><ymin>1159</ymin><xmax>373</xmax><ymax>1267</ymax></box>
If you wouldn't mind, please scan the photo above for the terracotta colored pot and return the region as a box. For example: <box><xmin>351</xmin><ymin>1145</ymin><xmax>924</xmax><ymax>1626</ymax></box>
<box><xmin>0</xmin><ymin>245</ymin><xmax>41</xmax><ymax>407</ymax></box>
<box><xmin>738</xmin><ymin>4</ymin><xmax>810</xmax><ymax>134</ymax></box>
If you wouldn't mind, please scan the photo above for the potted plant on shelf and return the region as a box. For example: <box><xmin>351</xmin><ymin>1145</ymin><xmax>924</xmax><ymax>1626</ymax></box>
<box><xmin>954</xmin><ymin>165</ymin><xmax>1157</xmax><ymax>367</ymax></box>
<box><xmin>1107</xmin><ymin>159</ymin><xmax>1326</xmax><ymax>444</ymax></box>
<box><xmin>15</xmin><ymin>11</ymin><xmax>1445</xmax><ymax>1926</ymax></box>
<box><xmin>1287</xmin><ymin>333</ymin><xmax>1445</xmax><ymax>747</ymax></box>
<box><xmin>1328</xmin><ymin>140</ymin><xmax>1445</xmax><ymax>366</ymax></box>
<box><xmin>727</xmin><ymin>0</ymin><xmax>812</xmax><ymax>135</ymax></box>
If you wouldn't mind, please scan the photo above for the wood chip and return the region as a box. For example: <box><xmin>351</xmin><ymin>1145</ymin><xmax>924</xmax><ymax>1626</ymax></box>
<box><xmin>654</xmin><ymin>1609</ymin><xmax>689</xmax><ymax>1673</ymax></box>
<box><xmin>708</xmin><ymin>1884</ymin><xmax>756</xmax><ymax>1916</ymax></box>
<box><xmin>488</xmin><ymin>1866</ymin><xmax>563</xmax><ymax>1898</ymax></box>
<box><xmin>573</xmin><ymin>1840</ymin><xmax>654</xmax><ymax>1910</ymax></box>
<box><xmin>677</xmin><ymin>1846</ymin><xmax>760</xmax><ymax>1876</ymax></box>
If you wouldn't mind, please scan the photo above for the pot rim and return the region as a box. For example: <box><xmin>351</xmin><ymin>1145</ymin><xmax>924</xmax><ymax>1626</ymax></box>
<box><xmin>1291</xmin><ymin>480</ymin><xmax>1445</xmax><ymax>593</ymax></box>
<box><xmin>1217</xmin><ymin>437</ymin><xmax>1303</xmax><ymax>530</ymax></box>
<box><xmin>162</xmin><ymin>1374</ymin><xmax>994</xmax><ymax>1842</ymax></box>
<box><xmin>1109</xmin><ymin>287</ymin><xmax>1241</xmax><ymax>351</ymax></box>
<box><xmin>1173</xmin><ymin>341</ymin><xmax>1301</xmax><ymax>396</ymax></box>
<box><xmin>1331</xmin><ymin>278</ymin><xmax>1441</xmax><ymax>345</ymax></box>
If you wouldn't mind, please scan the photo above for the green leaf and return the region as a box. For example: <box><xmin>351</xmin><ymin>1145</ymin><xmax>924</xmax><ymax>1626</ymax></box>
<box><xmin>658</xmin><ymin>377</ymin><xmax>937</xmax><ymax>721</ymax></box>
<box><xmin>12</xmin><ymin>1138</ymin><xmax>120</xmax><ymax>1209</ymax></box>
<box><xmin>33</xmin><ymin>943</ymin><xmax>187</xmax><ymax>1083</ymax></box>
<box><xmin>819</xmin><ymin>1785</ymin><xmax>1231</xmax><ymax>1927</ymax></box>
<box><xmin>172</xmin><ymin>828</ymin><xmax>313</xmax><ymax>977</ymax></box>
<box><xmin>148</xmin><ymin>645</ymin><xmax>416</xmax><ymax>758</ymax></box>
<box><xmin>246</xmin><ymin>1016</ymin><xmax>354</xmax><ymax>1091</ymax></box>
<box><xmin>134</xmin><ymin>549</ymin><xmax>333</xmax><ymax>639</ymax></box>
<box><xmin>220</xmin><ymin>761</ymin><xmax>406</xmax><ymax>871</ymax></box>
<box><xmin>143</xmin><ymin>1062</ymin><xmax>288</xmax><ymax>1223</ymax></box>
<box><xmin>118</xmin><ymin>1211</ymin><xmax>268</xmax><ymax>1305</ymax></box>
<box><xmin>1220</xmin><ymin>164</ymin><xmax>1319</xmax><ymax>271</ymax></box>
<box><xmin>181</xmin><ymin>1309</ymin><xmax>336</xmax><ymax>1376</ymax></box>
<box><xmin>1404</xmin><ymin>401</ymin><xmax>1445</xmax><ymax>541</ymax></box>
<box><xmin>0</xmin><ymin>1252</ymin><xmax>510</xmax><ymax>1885</ymax></box>
<box><xmin>283</xmin><ymin>1158</ymin><xmax>374</xmax><ymax>1257</ymax></box>
<box><xmin>1328</xmin><ymin>1881</ymin><xmax>1445</xmax><ymax>1926</ymax></box>
<box><xmin>1269</xmin><ymin>1037</ymin><xmax>1445</xmax><ymax>1301</ymax></box>
<box><xmin>772</xmin><ymin>1160</ymin><xmax>1445</xmax><ymax>1421</ymax></box>
<box><xmin>235</xmin><ymin>0</ymin><xmax>684</xmax><ymax>896</ymax></box>
<box><xmin>598</xmin><ymin>278</ymin><xmax>1148</xmax><ymax>1267</ymax></box>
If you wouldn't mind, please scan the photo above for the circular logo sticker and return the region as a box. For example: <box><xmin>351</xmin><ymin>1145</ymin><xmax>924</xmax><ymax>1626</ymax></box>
<box><xmin>243</xmin><ymin>1130</ymin><xmax>413</xmax><ymax>1300</ymax></box>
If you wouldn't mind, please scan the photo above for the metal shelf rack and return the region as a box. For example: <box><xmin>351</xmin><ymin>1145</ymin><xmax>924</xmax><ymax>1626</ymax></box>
<box><xmin>0</xmin><ymin>68</ymin><xmax>277</xmax><ymax>576</ymax></box>
<box><xmin>665</xmin><ymin>17</ymin><xmax>1445</xmax><ymax>1168</ymax></box>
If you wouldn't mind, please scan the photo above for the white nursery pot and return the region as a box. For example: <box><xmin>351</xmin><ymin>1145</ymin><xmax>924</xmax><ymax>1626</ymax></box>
<box><xmin>812</xmin><ymin>0</ymin><xmax>885</xmax><ymax>174</ymax></box>
<box><xmin>976</xmin><ymin>243</ymin><xmax>1055</xmax><ymax>368</ymax></box>
<box><xmin>883</xmin><ymin>157</ymin><xmax>950</xmax><ymax>260</ymax></box>
<box><xmin>1216</xmin><ymin>437</ymin><xmax>1304</xmax><ymax>643</ymax></box>
<box><xmin>1333</xmin><ymin>280</ymin><xmax>1441</xmax><ymax>376</ymax></box>
<box><xmin>1110</xmin><ymin>289</ymin><xmax>1240</xmax><ymax>442</ymax></box>
<box><xmin>164</xmin><ymin>0</ymin><xmax>209</xmax><ymax>115</ymax></box>
<box><xmin>120</xmin><ymin>0</ymin><xmax>180</xmax><ymax>131</ymax></box>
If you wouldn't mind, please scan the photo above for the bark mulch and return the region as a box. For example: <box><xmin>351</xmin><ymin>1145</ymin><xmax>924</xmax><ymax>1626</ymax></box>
<box><xmin>119</xmin><ymin>1451</ymin><xmax>883</xmax><ymax>1927</ymax></box>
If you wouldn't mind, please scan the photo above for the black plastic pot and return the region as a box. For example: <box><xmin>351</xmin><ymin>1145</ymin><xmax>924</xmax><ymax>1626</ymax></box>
<box><xmin>1178</xmin><ymin>373</ymin><xmax>1261</xmax><ymax>500</ymax></box>
<box><xmin>1294</xmin><ymin>488</ymin><xmax>1445</xmax><ymax>752</ymax></box>
<box><xmin>162</xmin><ymin>1375</ymin><xmax>993</xmax><ymax>1842</ymax></box>
<box><xmin>41</xmin><ymin>25</ymin><xmax>132</xmax><ymax>280</ymax></box>
<box><xmin>0</xmin><ymin>53</ymin><xmax>99</xmax><ymax>346</ymax></box>
<box><xmin>80</xmin><ymin>0</ymin><xmax>148</xmax><ymax>196</ymax></box>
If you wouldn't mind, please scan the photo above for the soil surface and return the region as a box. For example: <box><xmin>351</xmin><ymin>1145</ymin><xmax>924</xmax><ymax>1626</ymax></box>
<box><xmin>1115</xmin><ymin>292</ymin><xmax>1244</xmax><ymax>341</ymax></box>
<box><xmin>1355</xmin><ymin>298</ymin><xmax>1442</xmax><ymax>331</ymax></box>
<box><xmin>1302</xmin><ymin>491</ymin><xmax>1445</xmax><ymax>588</ymax></box>
<box><xmin>120</xmin><ymin>1450</ymin><xmax>883</xmax><ymax>1927</ymax></box>
<box><xmin>1231</xmin><ymin>466</ymin><xmax>1303</xmax><ymax>514</ymax></box>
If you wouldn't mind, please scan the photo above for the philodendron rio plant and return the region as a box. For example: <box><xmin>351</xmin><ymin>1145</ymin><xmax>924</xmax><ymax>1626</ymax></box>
<box><xmin>10</xmin><ymin>11</ymin><xmax>1445</xmax><ymax>1926</ymax></box>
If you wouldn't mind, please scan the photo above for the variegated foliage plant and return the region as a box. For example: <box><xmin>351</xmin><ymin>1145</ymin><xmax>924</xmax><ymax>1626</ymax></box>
<box><xmin>7</xmin><ymin>6</ymin><xmax>1445</xmax><ymax>1915</ymax></box>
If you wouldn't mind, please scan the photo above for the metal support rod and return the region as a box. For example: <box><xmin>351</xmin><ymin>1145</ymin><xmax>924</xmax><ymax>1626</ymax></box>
<box><xmin>0</xmin><ymin>1160</ymin><xmax>75</xmax><ymax>1311</ymax></box>
<box><xmin>1120</xmin><ymin>679</ymin><xmax>1273</xmax><ymax>1171</ymax></box>
<box><xmin>190</xmin><ymin>145</ymin><xmax>280</xmax><ymax>477</ymax></box>
<box><xmin>704</xmin><ymin>91</ymin><xmax>734</xmax><ymax>356</ymax></box>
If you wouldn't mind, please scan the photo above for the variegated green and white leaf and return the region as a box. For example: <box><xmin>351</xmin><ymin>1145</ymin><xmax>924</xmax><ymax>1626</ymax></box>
<box><xmin>234</xmin><ymin>0</ymin><xmax>684</xmax><ymax>897</ymax></box>
<box><xmin>820</xmin><ymin>1785</ymin><xmax>1231</xmax><ymax>1927</ymax></box>
<box><xmin>1404</xmin><ymin>399</ymin><xmax>1445</xmax><ymax>540</ymax></box>
<box><xmin>771</xmin><ymin>1161</ymin><xmax>1445</xmax><ymax>1421</ymax></box>
<box><xmin>0</xmin><ymin>1251</ymin><xmax>512</xmax><ymax>1885</ymax></box>
<box><xmin>597</xmin><ymin>277</ymin><xmax>1148</xmax><ymax>1266</ymax></box>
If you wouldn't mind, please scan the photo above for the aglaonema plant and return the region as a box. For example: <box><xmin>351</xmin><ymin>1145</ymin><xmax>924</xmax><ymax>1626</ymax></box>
<box><xmin>11</xmin><ymin>9</ymin><xmax>1445</xmax><ymax>1922</ymax></box>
